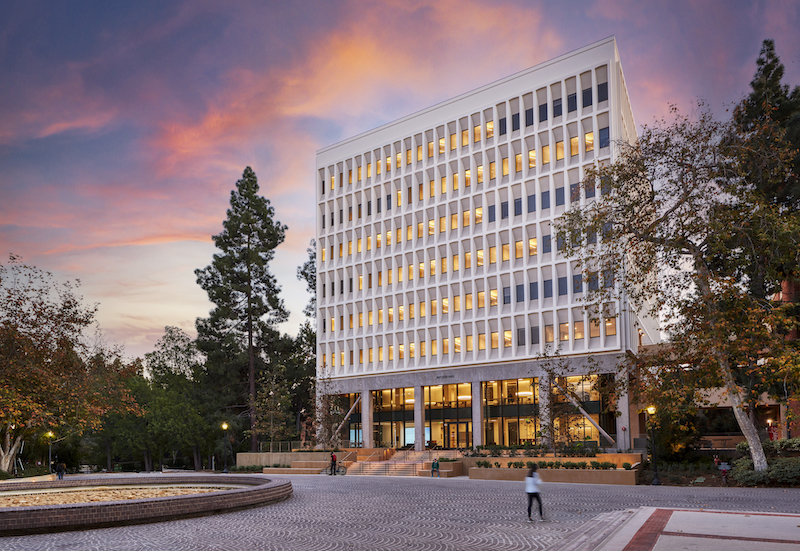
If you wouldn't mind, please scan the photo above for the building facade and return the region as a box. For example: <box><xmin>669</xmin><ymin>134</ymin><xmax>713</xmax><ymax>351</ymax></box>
<box><xmin>315</xmin><ymin>37</ymin><xmax>657</xmax><ymax>451</ymax></box>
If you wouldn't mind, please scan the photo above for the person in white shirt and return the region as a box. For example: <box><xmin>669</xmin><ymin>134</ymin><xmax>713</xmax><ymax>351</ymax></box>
<box><xmin>525</xmin><ymin>464</ymin><xmax>544</xmax><ymax>521</ymax></box>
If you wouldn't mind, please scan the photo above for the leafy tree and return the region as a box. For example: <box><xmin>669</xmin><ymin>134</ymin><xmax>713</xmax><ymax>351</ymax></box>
<box><xmin>297</xmin><ymin>240</ymin><xmax>317</xmax><ymax>318</ymax></box>
<box><xmin>254</xmin><ymin>365</ymin><xmax>292</xmax><ymax>449</ymax></box>
<box><xmin>195</xmin><ymin>167</ymin><xmax>288</xmax><ymax>452</ymax></box>
<box><xmin>555</xmin><ymin>106</ymin><xmax>799</xmax><ymax>471</ymax></box>
<box><xmin>0</xmin><ymin>255</ymin><xmax>136</xmax><ymax>473</ymax></box>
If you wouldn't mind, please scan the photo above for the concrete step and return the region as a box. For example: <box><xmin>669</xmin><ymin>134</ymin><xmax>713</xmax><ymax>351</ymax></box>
<box><xmin>556</xmin><ymin>509</ymin><xmax>637</xmax><ymax>551</ymax></box>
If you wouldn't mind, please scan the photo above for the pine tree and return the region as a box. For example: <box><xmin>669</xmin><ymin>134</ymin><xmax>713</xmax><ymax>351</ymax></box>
<box><xmin>195</xmin><ymin>167</ymin><xmax>288</xmax><ymax>452</ymax></box>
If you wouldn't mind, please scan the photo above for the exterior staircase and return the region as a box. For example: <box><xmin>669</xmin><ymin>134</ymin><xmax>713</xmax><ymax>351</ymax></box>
<box><xmin>348</xmin><ymin>449</ymin><xmax>463</xmax><ymax>476</ymax></box>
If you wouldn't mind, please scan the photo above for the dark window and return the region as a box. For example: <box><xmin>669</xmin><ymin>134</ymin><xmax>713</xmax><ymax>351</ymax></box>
<box><xmin>531</xmin><ymin>326</ymin><xmax>540</xmax><ymax>345</ymax></box>
<box><xmin>570</xmin><ymin>183</ymin><xmax>579</xmax><ymax>202</ymax></box>
<box><xmin>599</xmin><ymin>127</ymin><xmax>610</xmax><ymax>148</ymax></box>
<box><xmin>541</xmin><ymin>190</ymin><xmax>550</xmax><ymax>210</ymax></box>
<box><xmin>499</xmin><ymin>117</ymin><xmax>507</xmax><ymax>135</ymax></box>
<box><xmin>514</xmin><ymin>198</ymin><xmax>522</xmax><ymax>216</ymax></box>
<box><xmin>322</xmin><ymin>284</ymin><xmax>326</xmax><ymax>298</ymax></box>
<box><xmin>503</xmin><ymin>286</ymin><xmax>511</xmax><ymax>305</ymax></box>
<box><xmin>358</xmin><ymin>204</ymin><xmax>362</xmax><ymax>218</ymax></box>
<box><xmin>529</xmin><ymin>282</ymin><xmax>539</xmax><ymax>300</ymax></box>
<box><xmin>367</xmin><ymin>201</ymin><xmax>372</xmax><ymax>215</ymax></box>
<box><xmin>330</xmin><ymin>212</ymin><xmax>334</xmax><ymax>226</ymax></box>
<box><xmin>586</xmin><ymin>181</ymin><xmax>596</xmax><ymax>198</ymax></box>
<box><xmin>349</xmin><ymin>278</ymin><xmax>353</xmax><ymax>293</ymax></box>
<box><xmin>539</xmin><ymin>104</ymin><xmax>548</xmax><ymax>122</ymax></box>
<box><xmin>603</xmin><ymin>269</ymin><xmax>615</xmax><ymax>288</ymax></box>
<box><xmin>339</xmin><ymin>209</ymin><xmax>343</xmax><ymax>224</ymax></box>
<box><xmin>558</xmin><ymin>277</ymin><xmax>568</xmax><ymax>296</ymax></box>
<box><xmin>587</xmin><ymin>230</ymin><xmax>597</xmax><ymax>245</ymax></box>
<box><xmin>516</xmin><ymin>284</ymin><xmax>524</xmax><ymax>302</ymax></box>
<box><xmin>555</xmin><ymin>187</ymin><xmax>565</xmax><ymax>206</ymax></box>
<box><xmin>348</xmin><ymin>206</ymin><xmax>352</xmax><ymax>221</ymax></box>
<box><xmin>556</xmin><ymin>235</ymin><xmax>565</xmax><ymax>251</ymax></box>
<box><xmin>377</xmin><ymin>198</ymin><xmax>381</xmax><ymax>213</ymax></box>
<box><xmin>501</xmin><ymin>201</ymin><xmax>509</xmax><ymax>219</ymax></box>
<box><xmin>602</xmin><ymin>222</ymin><xmax>613</xmax><ymax>240</ymax></box>
<box><xmin>567</xmin><ymin>93</ymin><xmax>577</xmax><ymax>112</ymax></box>
<box><xmin>488</xmin><ymin>205</ymin><xmax>496</xmax><ymax>223</ymax></box>
<box><xmin>386</xmin><ymin>194</ymin><xmax>391</xmax><ymax>210</ymax></box>
<box><xmin>597</xmin><ymin>82</ymin><xmax>608</xmax><ymax>103</ymax></box>
<box><xmin>553</xmin><ymin>98</ymin><xmax>563</xmax><ymax>117</ymax></box>
<box><xmin>582</xmin><ymin>87</ymin><xmax>592</xmax><ymax>108</ymax></box>
<box><xmin>512</xmin><ymin>113</ymin><xmax>520</xmax><ymax>131</ymax></box>
<box><xmin>517</xmin><ymin>327</ymin><xmax>525</xmax><ymax>346</ymax></box>
<box><xmin>321</xmin><ymin>179</ymin><xmax>325</xmax><ymax>195</ymax></box>
<box><xmin>588</xmin><ymin>272</ymin><xmax>599</xmax><ymax>291</ymax></box>
<box><xmin>340</xmin><ymin>280</ymin><xmax>344</xmax><ymax>294</ymax></box>
<box><xmin>543</xmin><ymin>235</ymin><xmax>551</xmax><ymax>253</ymax></box>
<box><xmin>573</xmin><ymin>274</ymin><xmax>583</xmax><ymax>293</ymax></box>
<box><xmin>543</xmin><ymin>279</ymin><xmax>553</xmax><ymax>298</ymax></box>
<box><xmin>601</xmin><ymin>175</ymin><xmax>611</xmax><ymax>196</ymax></box>
<box><xmin>331</xmin><ymin>281</ymin><xmax>335</xmax><ymax>296</ymax></box>
<box><xmin>527</xmin><ymin>194</ymin><xmax>536</xmax><ymax>212</ymax></box>
<box><xmin>322</xmin><ymin>215</ymin><xmax>326</xmax><ymax>229</ymax></box>
<box><xmin>525</xmin><ymin>108</ymin><xmax>534</xmax><ymax>127</ymax></box>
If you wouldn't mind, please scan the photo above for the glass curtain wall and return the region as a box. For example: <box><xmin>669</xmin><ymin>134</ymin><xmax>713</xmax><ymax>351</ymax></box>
<box><xmin>550</xmin><ymin>374</ymin><xmax>616</xmax><ymax>445</ymax></box>
<box><xmin>482</xmin><ymin>378</ymin><xmax>539</xmax><ymax>446</ymax></box>
<box><xmin>423</xmin><ymin>383</ymin><xmax>472</xmax><ymax>449</ymax></box>
<box><xmin>345</xmin><ymin>393</ymin><xmax>362</xmax><ymax>446</ymax></box>
<box><xmin>372</xmin><ymin>388</ymin><xmax>415</xmax><ymax>448</ymax></box>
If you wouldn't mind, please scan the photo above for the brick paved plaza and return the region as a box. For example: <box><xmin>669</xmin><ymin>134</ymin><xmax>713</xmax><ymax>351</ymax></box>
<box><xmin>3</xmin><ymin>474</ymin><xmax>798</xmax><ymax>550</ymax></box>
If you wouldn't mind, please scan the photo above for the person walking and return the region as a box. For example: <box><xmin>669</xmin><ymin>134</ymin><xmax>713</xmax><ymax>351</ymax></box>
<box><xmin>330</xmin><ymin>452</ymin><xmax>337</xmax><ymax>476</ymax></box>
<box><xmin>431</xmin><ymin>458</ymin><xmax>440</xmax><ymax>478</ymax></box>
<box><xmin>525</xmin><ymin>464</ymin><xmax>544</xmax><ymax>521</ymax></box>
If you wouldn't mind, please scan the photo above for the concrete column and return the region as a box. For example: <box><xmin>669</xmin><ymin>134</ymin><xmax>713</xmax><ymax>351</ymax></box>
<box><xmin>615</xmin><ymin>377</ymin><xmax>631</xmax><ymax>451</ymax></box>
<box><xmin>361</xmin><ymin>390</ymin><xmax>374</xmax><ymax>449</ymax></box>
<box><xmin>414</xmin><ymin>385</ymin><xmax>424</xmax><ymax>451</ymax></box>
<box><xmin>538</xmin><ymin>376</ymin><xmax>551</xmax><ymax>448</ymax></box>
<box><xmin>471</xmin><ymin>380</ymin><xmax>483</xmax><ymax>448</ymax></box>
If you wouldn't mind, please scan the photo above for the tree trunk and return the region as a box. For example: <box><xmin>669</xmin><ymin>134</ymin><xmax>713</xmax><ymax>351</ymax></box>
<box><xmin>106</xmin><ymin>439</ymin><xmax>112</xmax><ymax>472</ymax></box>
<box><xmin>192</xmin><ymin>445</ymin><xmax>202</xmax><ymax>471</ymax></box>
<box><xmin>0</xmin><ymin>429</ymin><xmax>23</xmax><ymax>473</ymax></box>
<box><xmin>718</xmin><ymin>354</ymin><xmax>769</xmax><ymax>471</ymax></box>
<box><xmin>247</xmin><ymin>255</ymin><xmax>258</xmax><ymax>453</ymax></box>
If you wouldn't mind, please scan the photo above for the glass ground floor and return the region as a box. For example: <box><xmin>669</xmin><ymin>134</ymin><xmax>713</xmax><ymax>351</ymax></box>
<box><xmin>343</xmin><ymin>375</ymin><xmax>617</xmax><ymax>449</ymax></box>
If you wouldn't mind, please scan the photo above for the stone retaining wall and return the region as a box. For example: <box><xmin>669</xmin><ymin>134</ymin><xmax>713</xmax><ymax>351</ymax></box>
<box><xmin>0</xmin><ymin>475</ymin><xmax>292</xmax><ymax>536</ymax></box>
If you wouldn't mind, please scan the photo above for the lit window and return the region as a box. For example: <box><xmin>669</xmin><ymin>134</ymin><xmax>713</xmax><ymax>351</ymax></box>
<box><xmin>398</xmin><ymin>266</ymin><xmax>403</xmax><ymax>282</ymax></box>
<box><xmin>367</xmin><ymin>163</ymin><xmax>372</xmax><ymax>178</ymax></box>
<box><xmin>474</xmin><ymin>125</ymin><xmax>481</xmax><ymax>142</ymax></box>
<box><xmin>377</xmin><ymin>271</ymin><xmax>382</xmax><ymax>286</ymax></box>
<box><xmin>490</xmin><ymin>289</ymin><xmax>498</xmax><ymax>306</ymax></box>
<box><xmin>419</xmin><ymin>262</ymin><xmax>424</xmax><ymax>279</ymax></box>
<box><xmin>441</xmin><ymin>176</ymin><xmax>447</xmax><ymax>194</ymax></box>
<box><xmin>388</xmin><ymin>307</ymin><xmax>393</xmax><ymax>323</ymax></box>
<box><xmin>439</xmin><ymin>216</ymin><xmax>446</xmax><ymax>233</ymax></box>
<box><xmin>529</xmin><ymin>150</ymin><xmax>536</xmax><ymax>168</ymax></box>
<box><xmin>502</xmin><ymin>244</ymin><xmax>509</xmax><ymax>262</ymax></box>
<box><xmin>397</xmin><ymin>190</ymin><xmax>402</xmax><ymax>207</ymax></box>
<box><xmin>429</xmin><ymin>180</ymin><xmax>435</xmax><ymax>197</ymax></box>
<box><xmin>376</xmin><ymin>159</ymin><xmax>381</xmax><ymax>175</ymax></box>
<box><xmin>417</xmin><ymin>145</ymin><xmax>423</xmax><ymax>161</ymax></box>
<box><xmin>321</xmin><ymin>248</ymin><xmax>326</xmax><ymax>262</ymax></box>
<box><xmin>428</xmin><ymin>141</ymin><xmax>434</xmax><ymax>158</ymax></box>
<box><xmin>417</xmin><ymin>222</ymin><xmax>423</xmax><ymax>238</ymax></box>
<box><xmin>348</xmin><ymin>170</ymin><xmax>352</xmax><ymax>184</ymax></box>
<box><xmin>453</xmin><ymin>173</ymin><xmax>459</xmax><ymax>191</ymax></box>
<box><xmin>590</xmin><ymin>319</ymin><xmax>600</xmax><ymax>337</ymax></box>
<box><xmin>585</xmin><ymin>132</ymin><xmax>594</xmax><ymax>152</ymax></box>
<box><xmin>464</xmin><ymin>252</ymin><xmax>472</xmax><ymax>269</ymax></box>
<box><xmin>570</xmin><ymin>136</ymin><xmax>579</xmax><ymax>157</ymax></box>
<box><xmin>606</xmin><ymin>317</ymin><xmax>617</xmax><ymax>336</ymax></box>
<box><xmin>431</xmin><ymin>339</ymin><xmax>437</xmax><ymax>356</ymax></box>
<box><xmin>465</xmin><ymin>169</ymin><xmax>471</xmax><ymax>187</ymax></box>
<box><xmin>574</xmin><ymin>321</ymin><xmax>584</xmax><ymax>339</ymax></box>
<box><xmin>486</xmin><ymin>121</ymin><xmax>494</xmax><ymax>139</ymax></box>
<box><xmin>502</xmin><ymin>157</ymin><xmax>509</xmax><ymax>176</ymax></box>
<box><xmin>357</xmin><ymin>238</ymin><xmax>362</xmax><ymax>252</ymax></box>
<box><xmin>489</xmin><ymin>161</ymin><xmax>496</xmax><ymax>180</ymax></box>
<box><xmin>542</xmin><ymin>145</ymin><xmax>550</xmax><ymax>164</ymax></box>
<box><xmin>515</xmin><ymin>154</ymin><xmax>522</xmax><ymax>173</ymax></box>
<box><xmin>368</xmin><ymin>310</ymin><xmax>373</xmax><ymax>324</ymax></box>
<box><xmin>462</xmin><ymin>129</ymin><xmax>469</xmax><ymax>146</ymax></box>
<box><xmin>406</xmin><ymin>149</ymin><xmax>411</xmax><ymax>165</ymax></box>
<box><xmin>396</xmin><ymin>153</ymin><xmax>401</xmax><ymax>168</ymax></box>
<box><xmin>428</xmin><ymin>220</ymin><xmax>434</xmax><ymax>235</ymax></box>
<box><xmin>409</xmin><ymin>342</ymin><xmax>414</xmax><ymax>357</ymax></box>
<box><xmin>463</xmin><ymin>210</ymin><xmax>470</xmax><ymax>227</ymax></box>
<box><xmin>515</xmin><ymin>241</ymin><xmax>523</xmax><ymax>259</ymax></box>
<box><xmin>386</xmin><ymin>156</ymin><xmax>391</xmax><ymax>171</ymax></box>
<box><xmin>478</xmin><ymin>333</ymin><xmax>486</xmax><ymax>350</ymax></box>
<box><xmin>545</xmin><ymin>325</ymin><xmax>554</xmax><ymax>343</ymax></box>
<box><xmin>430</xmin><ymin>259</ymin><xmax>436</xmax><ymax>276</ymax></box>
<box><xmin>450</xmin><ymin>133</ymin><xmax>456</xmax><ymax>150</ymax></box>
<box><xmin>465</xmin><ymin>293</ymin><xmax>473</xmax><ymax>310</ymax></box>
<box><xmin>378</xmin><ymin>308</ymin><xmax>383</xmax><ymax>323</ymax></box>
<box><xmin>454</xmin><ymin>336</ymin><xmax>460</xmax><ymax>353</ymax></box>
<box><xmin>367</xmin><ymin>236</ymin><xmax>372</xmax><ymax>250</ymax></box>
<box><xmin>476</xmin><ymin>249</ymin><xmax>484</xmax><ymax>266</ymax></box>
<box><xmin>556</xmin><ymin>141</ymin><xmax>564</xmax><ymax>161</ymax></box>
<box><xmin>407</xmin><ymin>225</ymin><xmax>412</xmax><ymax>241</ymax></box>
<box><xmin>504</xmin><ymin>330</ymin><xmax>512</xmax><ymax>348</ymax></box>
<box><xmin>439</xmin><ymin>138</ymin><xmax>445</xmax><ymax>154</ymax></box>
<box><xmin>379</xmin><ymin>347</ymin><xmax>383</xmax><ymax>361</ymax></box>
<box><xmin>349</xmin><ymin>315</ymin><xmax>353</xmax><ymax>329</ymax></box>
<box><xmin>453</xmin><ymin>254</ymin><xmax>459</xmax><ymax>271</ymax></box>
<box><xmin>475</xmin><ymin>207</ymin><xmax>482</xmax><ymax>224</ymax></box>
<box><xmin>359</xmin><ymin>312</ymin><xmax>363</xmax><ymax>327</ymax></box>
<box><xmin>559</xmin><ymin>323</ymin><xmax>569</xmax><ymax>341</ymax></box>
<box><xmin>420</xmin><ymin>341</ymin><xmax>426</xmax><ymax>357</ymax></box>
<box><xmin>489</xmin><ymin>246</ymin><xmax>497</xmax><ymax>264</ymax></box>
<box><xmin>348</xmin><ymin>241</ymin><xmax>352</xmax><ymax>255</ymax></box>
<box><xmin>451</xmin><ymin>214</ymin><xmax>458</xmax><ymax>230</ymax></box>
<box><xmin>477</xmin><ymin>291</ymin><xmax>485</xmax><ymax>308</ymax></box>
<box><xmin>491</xmin><ymin>332</ymin><xmax>499</xmax><ymax>349</ymax></box>
<box><xmin>453</xmin><ymin>295</ymin><xmax>461</xmax><ymax>311</ymax></box>
<box><xmin>409</xmin><ymin>265</ymin><xmax>414</xmax><ymax>281</ymax></box>
<box><xmin>442</xmin><ymin>297</ymin><xmax>448</xmax><ymax>313</ymax></box>
<box><xmin>339</xmin><ymin>243</ymin><xmax>343</xmax><ymax>257</ymax></box>
<box><xmin>409</xmin><ymin>303</ymin><xmax>415</xmax><ymax>318</ymax></box>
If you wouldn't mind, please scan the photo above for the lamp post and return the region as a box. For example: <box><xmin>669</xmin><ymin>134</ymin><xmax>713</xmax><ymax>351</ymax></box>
<box><xmin>646</xmin><ymin>406</ymin><xmax>661</xmax><ymax>486</ymax></box>
<box><xmin>45</xmin><ymin>431</ymin><xmax>55</xmax><ymax>473</ymax></box>
<box><xmin>221</xmin><ymin>422</ymin><xmax>229</xmax><ymax>473</ymax></box>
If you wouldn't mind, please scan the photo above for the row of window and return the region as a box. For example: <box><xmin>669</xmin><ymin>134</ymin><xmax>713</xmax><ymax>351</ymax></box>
<box><xmin>319</xmin><ymin>128</ymin><xmax>610</xmax><ymax>231</ymax></box>
<box><xmin>321</xmin><ymin>316</ymin><xmax>617</xmax><ymax>368</ymax></box>
<box><xmin>320</xmin><ymin>77</ymin><xmax>610</xmax><ymax>196</ymax></box>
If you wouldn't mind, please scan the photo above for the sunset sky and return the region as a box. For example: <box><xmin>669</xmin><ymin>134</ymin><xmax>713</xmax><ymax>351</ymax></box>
<box><xmin>2</xmin><ymin>0</ymin><xmax>799</xmax><ymax>359</ymax></box>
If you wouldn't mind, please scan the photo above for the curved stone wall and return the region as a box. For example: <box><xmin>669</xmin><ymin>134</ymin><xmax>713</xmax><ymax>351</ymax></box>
<box><xmin>0</xmin><ymin>475</ymin><xmax>292</xmax><ymax>536</ymax></box>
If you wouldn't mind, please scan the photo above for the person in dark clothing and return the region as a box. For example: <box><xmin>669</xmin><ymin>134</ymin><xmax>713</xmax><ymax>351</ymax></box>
<box><xmin>330</xmin><ymin>452</ymin><xmax>337</xmax><ymax>475</ymax></box>
<box><xmin>525</xmin><ymin>464</ymin><xmax>544</xmax><ymax>521</ymax></box>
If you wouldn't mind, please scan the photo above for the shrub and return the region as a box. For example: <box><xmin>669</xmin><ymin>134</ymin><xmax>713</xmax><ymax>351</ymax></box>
<box><xmin>590</xmin><ymin>461</ymin><xmax>601</xmax><ymax>470</ymax></box>
<box><xmin>600</xmin><ymin>461</ymin><xmax>616</xmax><ymax>470</ymax></box>
<box><xmin>577</xmin><ymin>461</ymin><xmax>588</xmax><ymax>470</ymax></box>
<box><xmin>494</xmin><ymin>462</ymin><xmax>501</xmax><ymax>468</ymax></box>
<box><xmin>538</xmin><ymin>461</ymin><xmax>548</xmax><ymax>469</ymax></box>
<box><xmin>0</xmin><ymin>470</ymin><xmax>10</xmax><ymax>480</ymax></box>
<box><xmin>507</xmin><ymin>461</ymin><xmax>514</xmax><ymax>468</ymax></box>
<box><xmin>526</xmin><ymin>461</ymin><xmax>536</xmax><ymax>469</ymax></box>
<box><xmin>732</xmin><ymin>457</ymin><xmax>800</xmax><ymax>486</ymax></box>
<box><xmin>622</xmin><ymin>462</ymin><xmax>632</xmax><ymax>470</ymax></box>
<box><xmin>552</xmin><ymin>461</ymin><xmax>562</xmax><ymax>469</ymax></box>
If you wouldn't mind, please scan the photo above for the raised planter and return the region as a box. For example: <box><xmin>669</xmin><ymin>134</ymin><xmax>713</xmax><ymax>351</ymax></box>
<box><xmin>415</xmin><ymin>462</ymin><xmax>463</xmax><ymax>477</ymax></box>
<box><xmin>0</xmin><ymin>475</ymin><xmax>292</xmax><ymax>536</ymax></box>
<box><xmin>468</xmin><ymin>467</ymin><xmax>637</xmax><ymax>485</ymax></box>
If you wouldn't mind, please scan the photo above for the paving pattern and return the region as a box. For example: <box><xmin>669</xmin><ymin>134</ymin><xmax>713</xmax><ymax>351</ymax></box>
<box><xmin>2</xmin><ymin>474</ymin><xmax>798</xmax><ymax>551</ymax></box>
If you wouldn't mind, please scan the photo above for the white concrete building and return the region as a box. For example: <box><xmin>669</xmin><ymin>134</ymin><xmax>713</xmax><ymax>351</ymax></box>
<box><xmin>315</xmin><ymin>37</ymin><xmax>656</xmax><ymax>451</ymax></box>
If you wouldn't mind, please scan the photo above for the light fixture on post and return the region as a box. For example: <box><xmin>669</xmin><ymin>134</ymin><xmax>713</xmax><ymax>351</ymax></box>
<box><xmin>221</xmin><ymin>422</ymin><xmax>229</xmax><ymax>473</ymax></box>
<box><xmin>45</xmin><ymin>431</ymin><xmax>55</xmax><ymax>473</ymax></box>
<box><xmin>645</xmin><ymin>406</ymin><xmax>661</xmax><ymax>486</ymax></box>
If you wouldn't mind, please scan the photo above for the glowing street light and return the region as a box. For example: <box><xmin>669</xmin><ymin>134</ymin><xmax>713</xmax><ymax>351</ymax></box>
<box><xmin>221</xmin><ymin>422</ymin><xmax>229</xmax><ymax>473</ymax></box>
<box><xmin>645</xmin><ymin>406</ymin><xmax>661</xmax><ymax>486</ymax></box>
<box><xmin>45</xmin><ymin>431</ymin><xmax>55</xmax><ymax>473</ymax></box>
